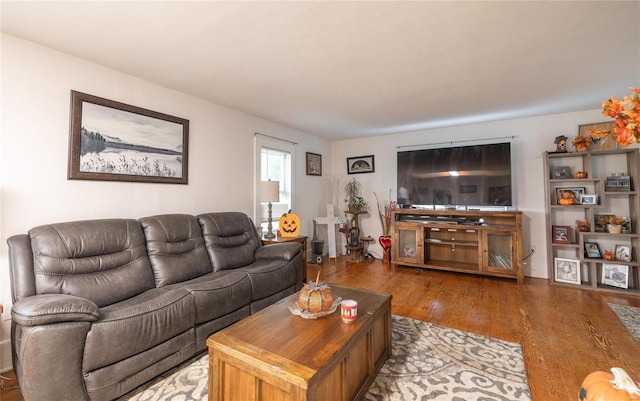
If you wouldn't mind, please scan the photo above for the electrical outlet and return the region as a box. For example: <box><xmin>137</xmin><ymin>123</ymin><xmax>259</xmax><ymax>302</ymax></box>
<box><xmin>2</xmin><ymin>303</ymin><xmax>11</xmax><ymax>321</ymax></box>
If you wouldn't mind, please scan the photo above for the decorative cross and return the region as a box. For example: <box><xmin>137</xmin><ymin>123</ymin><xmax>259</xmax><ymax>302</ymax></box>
<box><xmin>314</xmin><ymin>204</ymin><xmax>343</xmax><ymax>260</ymax></box>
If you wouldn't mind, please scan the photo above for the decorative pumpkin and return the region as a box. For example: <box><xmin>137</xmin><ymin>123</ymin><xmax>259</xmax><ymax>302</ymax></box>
<box><xmin>298</xmin><ymin>282</ymin><xmax>334</xmax><ymax>313</ymax></box>
<box><xmin>279</xmin><ymin>212</ymin><xmax>300</xmax><ymax>237</ymax></box>
<box><xmin>579</xmin><ymin>368</ymin><xmax>640</xmax><ymax>401</ymax></box>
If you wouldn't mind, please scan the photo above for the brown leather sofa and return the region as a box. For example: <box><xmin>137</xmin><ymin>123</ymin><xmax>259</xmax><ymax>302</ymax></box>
<box><xmin>7</xmin><ymin>212</ymin><xmax>304</xmax><ymax>401</ymax></box>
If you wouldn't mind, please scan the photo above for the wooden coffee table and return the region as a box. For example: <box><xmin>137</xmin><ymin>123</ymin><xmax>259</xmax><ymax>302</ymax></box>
<box><xmin>206</xmin><ymin>285</ymin><xmax>392</xmax><ymax>401</ymax></box>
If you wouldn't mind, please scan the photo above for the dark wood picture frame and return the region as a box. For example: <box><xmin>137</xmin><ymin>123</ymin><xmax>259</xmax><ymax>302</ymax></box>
<box><xmin>68</xmin><ymin>91</ymin><xmax>189</xmax><ymax>184</ymax></box>
<box><xmin>552</xmin><ymin>225</ymin><xmax>572</xmax><ymax>244</ymax></box>
<box><xmin>347</xmin><ymin>155</ymin><xmax>375</xmax><ymax>174</ymax></box>
<box><xmin>306</xmin><ymin>152</ymin><xmax>322</xmax><ymax>176</ymax></box>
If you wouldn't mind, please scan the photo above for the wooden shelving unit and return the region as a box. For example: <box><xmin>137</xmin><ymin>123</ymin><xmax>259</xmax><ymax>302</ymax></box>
<box><xmin>544</xmin><ymin>148</ymin><xmax>640</xmax><ymax>295</ymax></box>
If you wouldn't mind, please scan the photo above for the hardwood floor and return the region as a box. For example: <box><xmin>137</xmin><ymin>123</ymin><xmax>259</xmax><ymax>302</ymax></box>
<box><xmin>2</xmin><ymin>256</ymin><xmax>639</xmax><ymax>401</ymax></box>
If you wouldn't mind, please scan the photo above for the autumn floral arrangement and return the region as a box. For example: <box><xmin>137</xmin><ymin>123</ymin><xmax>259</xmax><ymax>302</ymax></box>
<box><xmin>575</xmin><ymin>87</ymin><xmax>640</xmax><ymax>148</ymax></box>
<box><xmin>607</xmin><ymin>216</ymin><xmax>625</xmax><ymax>226</ymax></box>
<box><xmin>374</xmin><ymin>190</ymin><xmax>396</xmax><ymax>236</ymax></box>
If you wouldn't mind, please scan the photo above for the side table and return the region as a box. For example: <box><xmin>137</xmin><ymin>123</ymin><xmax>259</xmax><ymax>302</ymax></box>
<box><xmin>262</xmin><ymin>235</ymin><xmax>308</xmax><ymax>281</ymax></box>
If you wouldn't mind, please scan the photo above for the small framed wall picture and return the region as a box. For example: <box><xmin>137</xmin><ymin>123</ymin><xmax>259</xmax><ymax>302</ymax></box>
<box><xmin>552</xmin><ymin>225</ymin><xmax>571</xmax><ymax>244</ymax></box>
<box><xmin>347</xmin><ymin>155</ymin><xmax>375</xmax><ymax>174</ymax></box>
<box><xmin>584</xmin><ymin>242</ymin><xmax>602</xmax><ymax>258</ymax></box>
<box><xmin>551</xmin><ymin>166</ymin><xmax>572</xmax><ymax>179</ymax></box>
<box><xmin>306</xmin><ymin>152</ymin><xmax>322</xmax><ymax>176</ymax></box>
<box><xmin>580</xmin><ymin>194</ymin><xmax>598</xmax><ymax>205</ymax></box>
<box><xmin>554</xmin><ymin>257</ymin><xmax>581</xmax><ymax>285</ymax></box>
<box><xmin>602</xmin><ymin>263</ymin><xmax>629</xmax><ymax>289</ymax></box>
<box><xmin>615</xmin><ymin>244</ymin><xmax>631</xmax><ymax>262</ymax></box>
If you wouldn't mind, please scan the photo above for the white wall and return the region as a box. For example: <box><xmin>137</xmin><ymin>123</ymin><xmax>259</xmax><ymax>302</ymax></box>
<box><xmin>0</xmin><ymin>34</ymin><xmax>332</xmax><ymax>372</ymax></box>
<box><xmin>330</xmin><ymin>109</ymin><xmax>637</xmax><ymax>279</ymax></box>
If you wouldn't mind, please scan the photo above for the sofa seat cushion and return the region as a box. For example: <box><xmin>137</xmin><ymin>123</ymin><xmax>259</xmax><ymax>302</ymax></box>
<box><xmin>239</xmin><ymin>259</ymin><xmax>299</xmax><ymax>301</ymax></box>
<box><xmin>83</xmin><ymin>287</ymin><xmax>195</xmax><ymax>372</ymax></box>
<box><xmin>166</xmin><ymin>270</ymin><xmax>252</xmax><ymax>324</ymax></box>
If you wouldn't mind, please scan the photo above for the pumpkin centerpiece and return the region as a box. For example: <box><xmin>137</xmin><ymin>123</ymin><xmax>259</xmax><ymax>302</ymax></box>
<box><xmin>279</xmin><ymin>211</ymin><xmax>300</xmax><ymax>237</ymax></box>
<box><xmin>579</xmin><ymin>367</ymin><xmax>640</xmax><ymax>401</ymax></box>
<box><xmin>298</xmin><ymin>269</ymin><xmax>334</xmax><ymax>313</ymax></box>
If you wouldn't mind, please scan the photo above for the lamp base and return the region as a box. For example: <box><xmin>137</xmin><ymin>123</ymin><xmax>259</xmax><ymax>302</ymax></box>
<box><xmin>264</xmin><ymin>231</ymin><xmax>276</xmax><ymax>239</ymax></box>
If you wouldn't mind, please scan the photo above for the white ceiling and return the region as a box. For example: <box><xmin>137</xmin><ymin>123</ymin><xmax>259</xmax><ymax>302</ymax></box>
<box><xmin>2</xmin><ymin>1</ymin><xmax>639</xmax><ymax>140</ymax></box>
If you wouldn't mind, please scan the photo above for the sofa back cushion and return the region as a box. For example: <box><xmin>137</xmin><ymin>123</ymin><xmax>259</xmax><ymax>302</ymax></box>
<box><xmin>140</xmin><ymin>214</ymin><xmax>213</xmax><ymax>286</ymax></box>
<box><xmin>28</xmin><ymin>219</ymin><xmax>155</xmax><ymax>307</ymax></box>
<box><xmin>197</xmin><ymin>212</ymin><xmax>261</xmax><ymax>271</ymax></box>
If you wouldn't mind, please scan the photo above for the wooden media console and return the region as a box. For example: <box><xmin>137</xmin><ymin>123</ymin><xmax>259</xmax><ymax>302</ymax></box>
<box><xmin>391</xmin><ymin>209</ymin><xmax>523</xmax><ymax>283</ymax></box>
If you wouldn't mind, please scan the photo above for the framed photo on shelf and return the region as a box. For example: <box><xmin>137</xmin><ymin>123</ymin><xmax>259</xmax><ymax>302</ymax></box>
<box><xmin>620</xmin><ymin>217</ymin><xmax>632</xmax><ymax>234</ymax></box>
<box><xmin>551</xmin><ymin>166</ymin><xmax>572</xmax><ymax>179</ymax></box>
<box><xmin>306</xmin><ymin>152</ymin><xmax>322</xmax><ymax>176</ymax></box>
<box><xmin>552</xmin><ymin>225</ymin><xmax>572</xmax><ymax>244</ymax></box>
<box><xmin>555</xmin><ymin>187</ymin><xmax>585</xmax><ymax>205</ymax></box>
<box><xmin>584</xmin><ymin>242</ymin><xmax>602</xmax><ymax>258</ymax></box>
<box><xmin>580</xmin><ymin>194</ymin><xmax>598</xmax><ymax>205</ymax></box>
<box><xmin>594</xmin><ymin>214</ymin><xmax>615</xmax><ymax>232</ymax></box>
<box><xmin>602</xmin><ymin>263</ymin><xmax>629</xmax><ymax>289</ymax></box>
<box><xmin>554</xmin><ymin>257</ymin><xmax>581</xmax><ymax>285</ymax></box>
<box><xmin>615</xmin><ymin>245</ymin><xmax>631</xmax><ymax>262</ymax></box>
<box><xmin>346</xmin><ymin>155</ymin><xmax>375</xmax><ymax>174</ymax></box>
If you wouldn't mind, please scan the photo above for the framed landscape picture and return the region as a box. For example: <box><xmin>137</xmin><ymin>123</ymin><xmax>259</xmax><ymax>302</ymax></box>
<box><xmin>68</xmin><ymin>91</ymin><xmax>189</xmax><ymax>184</ymax></box>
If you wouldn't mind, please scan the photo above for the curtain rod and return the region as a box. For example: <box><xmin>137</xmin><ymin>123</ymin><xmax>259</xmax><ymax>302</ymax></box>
<box><xmin>396</xmin><ymin>135</ymin><xmax>516</xmax><ymax>150</ymax></box>
<box><xmin>255</xmin><ymin>132</ymin><xmax>298</xmax><ymax>145</ymax></box>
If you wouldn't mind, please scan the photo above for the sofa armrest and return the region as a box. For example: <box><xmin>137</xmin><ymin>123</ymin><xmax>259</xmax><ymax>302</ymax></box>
<box><xmin>12</xmin><ymin>294</ymin><xmax>100</xmax><ymax>326</ymax></box>
<box><xmin>255</xmin><ymin>242</ymin><xmax>302</xmax><ymax>261</ymax></box>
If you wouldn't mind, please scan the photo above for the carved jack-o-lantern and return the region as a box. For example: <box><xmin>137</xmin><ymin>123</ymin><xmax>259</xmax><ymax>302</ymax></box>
<box><xmin>279</xmin><ymin>213</ymin><xmax>300</xmax><ymax>237</ymax></box>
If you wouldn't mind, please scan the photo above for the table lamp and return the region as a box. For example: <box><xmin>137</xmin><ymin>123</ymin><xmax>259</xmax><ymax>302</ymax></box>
<box><xmin>260</xmin><ymin>180</ymin><xmax>280</xmax><ymax>239</ymax></box>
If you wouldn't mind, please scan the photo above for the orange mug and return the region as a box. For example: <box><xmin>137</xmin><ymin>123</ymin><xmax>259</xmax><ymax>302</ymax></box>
<box><xmin>341</xmin><ymin>299</ymin><xmax>358</xmax><ymax>323</ymax></box>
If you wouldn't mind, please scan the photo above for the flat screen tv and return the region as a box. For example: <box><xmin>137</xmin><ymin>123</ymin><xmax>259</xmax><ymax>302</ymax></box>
<box><xmin>397</xmin><ymin>141</ymin><xmax>514</xmax><ymax>210</ymax></box>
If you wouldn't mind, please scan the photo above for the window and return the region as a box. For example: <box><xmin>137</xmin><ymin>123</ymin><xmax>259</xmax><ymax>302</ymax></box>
<box><xmin>254</xmin><ymin>135</ymin><xmax>294</xmax><ymax>234</ymax></box>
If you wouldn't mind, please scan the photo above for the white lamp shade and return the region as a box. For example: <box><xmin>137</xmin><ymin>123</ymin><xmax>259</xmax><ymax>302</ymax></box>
<box><xmin>260</xmin><ymin>180</ymin><xmax>280</xmax><ymax>203</ymax></box>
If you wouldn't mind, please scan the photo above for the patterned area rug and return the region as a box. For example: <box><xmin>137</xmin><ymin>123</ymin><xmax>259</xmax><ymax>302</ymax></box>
<box><xmin>122</xmin><ymin>315</ymin><xmax>530</xmax><ymax>401</ymax></box>
<box><xmin>609</xmin><ymin>303</ymin><xmax>640</xmax><ymax>341</ymax></box>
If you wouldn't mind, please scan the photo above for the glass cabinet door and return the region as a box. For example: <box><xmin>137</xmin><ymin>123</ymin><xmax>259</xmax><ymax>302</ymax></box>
<box><xmin>393</xmin><ymin>222</ymin><xmax>423</xmax><ymax>264</ymax></box>
<box><xmin>483</xmin><ymin>230</ymin><xmax>514</xmax><ymax>273</ymax></box>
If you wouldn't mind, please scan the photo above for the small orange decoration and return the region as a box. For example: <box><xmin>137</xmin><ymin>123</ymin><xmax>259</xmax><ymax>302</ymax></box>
<box><xmin>579</xmin><ymin>368</ymin><xmax>640</xmax><ymax>401</ymax></box>
<box><xmin>279</xmin><ymin>212</ymin><xmax>300</xmax><ymax>237</ymax></box>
